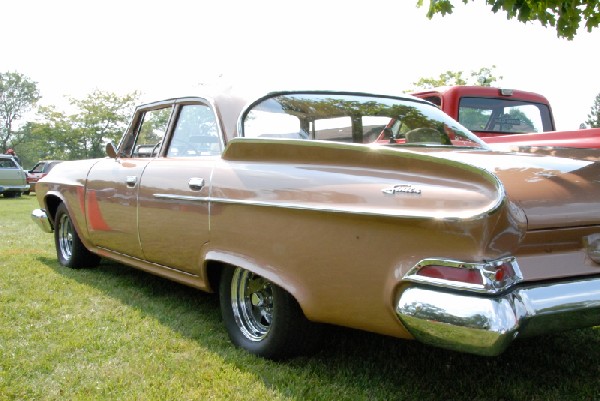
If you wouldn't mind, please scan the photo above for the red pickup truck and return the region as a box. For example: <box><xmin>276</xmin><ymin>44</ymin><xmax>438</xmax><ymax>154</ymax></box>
<box><xmin>411</xmin><ymin>86</ymin><xmax>600</xmax><ymax>152</ymax></box>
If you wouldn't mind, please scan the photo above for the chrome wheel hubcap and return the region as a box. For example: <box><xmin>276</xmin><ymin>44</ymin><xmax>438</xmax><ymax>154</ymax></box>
<box><xmin>58</xmin><ymin>214</ymin><xmax>73</xmax><ymax>262</ymax></box>
<box><xmin>230</xmin><ymin>268</ymin><xmax>274</xmax><ymax>341</ymax></box>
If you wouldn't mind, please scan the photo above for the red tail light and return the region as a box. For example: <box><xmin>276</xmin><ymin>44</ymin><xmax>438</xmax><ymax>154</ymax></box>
<box><xmin>417</xmin><ymin>265</ymin><xmax>483</xmax><ymax>285</ymax></box>
<box><xmin>493</xmin><ymin>262</ymin><xmax>515</xmax><ymax>282</ymax></box>
<box><xmin>407</xmin><ymin>257</ymin><xmax>522</xmax><ymax>294</ymax></box>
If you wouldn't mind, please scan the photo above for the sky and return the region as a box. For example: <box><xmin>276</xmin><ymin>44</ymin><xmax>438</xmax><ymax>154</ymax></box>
<box><xmin>2</xmin><ymin>0</ymin><xmax>599</xmax><ymax>130</ymax></box>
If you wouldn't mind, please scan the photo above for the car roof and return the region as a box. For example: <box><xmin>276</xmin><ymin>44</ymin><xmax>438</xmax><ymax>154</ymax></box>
<box><xmin>137</xmin><ymin>85</ymin><xmax>425</xmax><ymax>143</ymax></box>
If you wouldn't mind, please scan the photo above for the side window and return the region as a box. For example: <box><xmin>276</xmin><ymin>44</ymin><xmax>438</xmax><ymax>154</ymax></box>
<box><xmin>31</xmin><ymin>163</ymin><xmax>44</xmax><ymax>173</ymax></box>
<box><xmin>423</xmin><ymin>96</ymin><xmax>441</xmax><ymax>107</ymax></box>
<box><xmin>167</xmin><ymin>104</ymin><xmax>220</xmax><ymax>157</ymax></box>
<box><xmin>0</xmin><ymin>159</ymin><xmax>17</xmax><ymax>168</ymax></box>
<box><xmin>133</xmin><ymin>108</ymin><xmax>172</xmax><ymax>157</ymax></box>
<box><xmin>120</xmin><ymin>106</ymin><xmax>173</xmax><ymax>158</ymax></box>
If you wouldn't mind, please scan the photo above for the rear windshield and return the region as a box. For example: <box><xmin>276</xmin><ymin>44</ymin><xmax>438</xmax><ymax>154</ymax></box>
<box><xmin>242</xmin><ymin>92</ymin><xmax>487</xmax><ymax>149</ymax></box>
<box><xmin>458</xmin><ymin>97</ymin><xmax>554</xmax><ymax>134</ymax></box>
<box><xmin>0</xmin><ymin>158</ymin><xmax>18</xmax><ymax>168</ymax></box>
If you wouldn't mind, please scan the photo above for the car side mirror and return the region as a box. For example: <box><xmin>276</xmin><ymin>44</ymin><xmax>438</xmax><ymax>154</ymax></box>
<box><xmin>105</xmin><ymin>142</ymin><xmax>118</xmax><ymax>159</ymax></box>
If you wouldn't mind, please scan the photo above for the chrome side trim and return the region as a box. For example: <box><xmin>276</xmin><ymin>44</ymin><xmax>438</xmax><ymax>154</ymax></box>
<box><xmin>97</xmin><ymin>246</ymin><xmax>200</xmax><ymax>277</ymax></box>
<box><xmin>31</xmin><ymin>208</ymin><xmax>53</xmax><ymax>233</ymax></box>
<box><xmin>153</xmin><ymin>194</ymin><xmax>209</xmax><ymax>202</ymax></box>
<box><xmin>396</xmin><ymin>276</ymin><xmax>600</xmax><ymax>356</ymax></box>
<box><xmin>150</xmin><ymin>194</ymin><xmax>501</xmax><ymax>220</ymax></box>
<box><xmin>206</xmin><ymin>196</ymin><xmax>502</xmax><ymax>221</ymax></box>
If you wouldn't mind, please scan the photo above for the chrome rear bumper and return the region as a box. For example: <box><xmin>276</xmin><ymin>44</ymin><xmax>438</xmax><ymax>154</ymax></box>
<box><xmin>31</xmin><ymin>208</ymin><xmax>53</xmax><ymax>233</ymax></box>
<box><xmin>396</xmin><ymin>277</ymin><xmax>600</xmax><ymax>356</ymax></box>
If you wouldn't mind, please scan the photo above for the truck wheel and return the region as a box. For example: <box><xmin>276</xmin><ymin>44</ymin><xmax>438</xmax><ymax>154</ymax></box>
<box><xmin>219</xmin><ymin>266</ymin><xmax>321</xmax><ymax>360</ymax></box>
<box><xmin>54</xmin><ymin>203</ymin><xmax>101</xmax><ymax>269</ymax></box>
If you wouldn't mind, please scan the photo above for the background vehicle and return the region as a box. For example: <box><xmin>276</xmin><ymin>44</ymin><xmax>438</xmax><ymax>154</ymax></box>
<box><xmin>25</xmin><ymin>160</ymin><xmax>62</xmax><ymax>194</ymax></box>
<box><xmin>412</xmin><ymin>86</ymin><xmax>600</xmax><ymax>150</ymax></box>
<box><xmin>0</xmin><ymin>154</ymin><xmax>28</xmax><ymax>197</ymax></box>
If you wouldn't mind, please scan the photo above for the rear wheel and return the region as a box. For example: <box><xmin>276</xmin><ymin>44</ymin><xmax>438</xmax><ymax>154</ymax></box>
<box><xmin>219</xmin><ymin>266</ymin><xmax>321</xmax><ymax>360</ymax></box>
<box><xmin>54</xmin><ymin>203</ymin><xmax>101</xmax><ymax>268</ymax></box>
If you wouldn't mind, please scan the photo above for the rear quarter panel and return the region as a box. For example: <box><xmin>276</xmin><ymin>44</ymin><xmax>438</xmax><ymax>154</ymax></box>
<box><xmin>206</xmin><ymin>139</ymin><xmax>526</xmax><ymax>337</ymax></box>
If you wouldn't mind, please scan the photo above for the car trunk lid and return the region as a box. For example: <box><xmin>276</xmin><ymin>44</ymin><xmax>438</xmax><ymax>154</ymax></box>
<box><xmin>428</xmin><ymin>150</ymin><xmax>600</xmax><ymax>230</ymax></box>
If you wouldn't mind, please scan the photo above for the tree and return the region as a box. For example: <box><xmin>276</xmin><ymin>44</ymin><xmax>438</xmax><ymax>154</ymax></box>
<box><xmin>0</xmin><ymin>71</ymin><xmax>41</xmax><ymax>152</ymax></box>
<box><xmin>30</xmin><ymin>90</ymin><xmax>139</xmax><ymax>161</ymax></box>
<box><xmin>586</xmin><ymin>92</ymin><xmax>600</xmax><ymax>128</ymax></box>
<box><xmin>417</xmin><ymin>0</ymin><xmax>600</xmax><ymax>40</ymax></box>
<box><xmin>410</xmin><ymin>65</ymin><xmax>502</xmax><ymax>90</ymax></box>
<box><xmin>10</xmin><ymin>121</ymin><xmax>63</xmax><ymax>169</ymax></box>
<box><xmin>68</xmin><ymin>90</ymin><xmax>140</xmax><ymax>159</ymax></box>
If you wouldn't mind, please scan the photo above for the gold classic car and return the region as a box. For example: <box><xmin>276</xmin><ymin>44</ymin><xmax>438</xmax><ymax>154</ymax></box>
<box><xmin>32</xmin><ymin>88</ymin><xmax>600</xmax><ymax>359</ymax></box>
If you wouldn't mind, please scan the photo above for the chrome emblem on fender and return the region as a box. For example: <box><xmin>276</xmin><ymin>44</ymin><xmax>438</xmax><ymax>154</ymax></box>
<box><xmin>382</xmin><ymin>184</ymin><xmax>422</xmax><ymax>195</ymax></box>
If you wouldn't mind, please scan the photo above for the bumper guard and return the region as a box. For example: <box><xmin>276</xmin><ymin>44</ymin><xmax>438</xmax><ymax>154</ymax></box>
<box><xmin>31</xmin><ymin>208</ymin><xmax>53</xmax><ymax>233</ymax></box>
<box><xmin>396</xmin><ymin>277</ymin><xmax>600</xmax><ymax>356</ymax></box>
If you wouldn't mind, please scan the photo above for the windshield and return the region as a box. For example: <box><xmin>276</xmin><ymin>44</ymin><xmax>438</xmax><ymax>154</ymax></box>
<box><xmin>242</xmin><ymin>92</ymin><xmax>487</xmax><ymax>149</ymax></box>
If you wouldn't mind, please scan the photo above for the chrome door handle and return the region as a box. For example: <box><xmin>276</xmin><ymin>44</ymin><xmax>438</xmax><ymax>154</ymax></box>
<box><xmin>126</xmin><ymin>176</ymin><xmax>137</xmax><ymax>187</ymax></box>
<box><xmin>188</xmin><ymin>177</ymin><xmax>205</xmax><ymax>191</ymax></box>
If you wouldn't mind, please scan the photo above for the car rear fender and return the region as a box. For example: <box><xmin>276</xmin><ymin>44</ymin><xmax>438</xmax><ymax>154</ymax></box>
<box><xmin>208</xmin><ymin>139</ymin><xmax>529</xmax><ymax>334</ymax></box>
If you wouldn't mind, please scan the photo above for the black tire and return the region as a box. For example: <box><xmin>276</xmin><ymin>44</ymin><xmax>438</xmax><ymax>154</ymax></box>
<box><xmin>54</xmin><ymin>203</ymin><xmax>101</xmax><ymax>269</ymax></box>
<box><xmin>219</xmin><ymin>266</ymin><xmax>321</xmax><ymax>360</ymax></box>
<box><xmin>3</xmin><ymin>192</ymin><xmax>17</xmax><ymax>198</ymax></box>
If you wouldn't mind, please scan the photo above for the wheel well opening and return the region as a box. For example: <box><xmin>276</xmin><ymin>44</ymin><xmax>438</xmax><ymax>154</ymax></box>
<box><xmin>206</xmin><ymin>260</ymin><xmax>228</xmax><ymax>294</ymax></box>
<box><xmin>205</xmin><ymin>261</ymin><xmax>304</xmax><ymax>312</ymax></box>
<box><xmin>44</xmin><ymin>195</ymin><xmax>62</xmax><ymax>226</ymax></box>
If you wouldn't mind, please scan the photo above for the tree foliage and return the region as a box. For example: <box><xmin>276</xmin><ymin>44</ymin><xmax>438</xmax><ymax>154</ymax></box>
<box><xmin>586</xmin><ymin>92</ymin><xmax>600</xmax><ymax>128</ymax></box>
<box><xmin>68</xmin><ymin>90</ymin><xmax>140</xmax><ymax>159</ymax></box>
<box><xmin>28</xmin><ymin>90</ymin><xmax>139</xmax><ymax>162</ymax></box>
<box><xmin>418</xmin><ymin>0</ymin><xmax>600</xmax><ymax>40</ymax></box>
<box><xmin>411</xmin><ymin>65</ymin><xmax>502</xmax><ymax>90</ymax></box>
<box><xmin>0</xmin><ymin>71</ymin><xmax>41</xmax><ymax>152</ymax></box>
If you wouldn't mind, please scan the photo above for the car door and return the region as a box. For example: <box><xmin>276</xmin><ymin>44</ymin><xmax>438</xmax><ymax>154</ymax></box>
<box><xmin>85</xmin><ymin>101</ymin><xmax>175</xmax><ymax>258</ymax></box>
<box><xmin>137</xmin><ymin>100</ymin><xmax>220</xmax><ymax>274</ymax></box>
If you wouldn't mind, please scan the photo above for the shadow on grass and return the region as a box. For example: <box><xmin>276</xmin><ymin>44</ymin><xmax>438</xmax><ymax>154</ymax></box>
<box><xmin>40</xmin><ymin>257</ymin><xmax>600</xmax><ymax>401</ymax></box>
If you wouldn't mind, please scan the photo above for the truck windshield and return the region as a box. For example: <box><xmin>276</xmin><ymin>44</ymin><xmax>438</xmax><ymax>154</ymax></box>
<box><xmin>243</xmin><ymin>92</ymin><xmax>487</xmax><ymax>149</ymax></box>
<box><xmin>458</xmin><ymin>97</ymin><xmax>554</xmax><ymax>134</ymax></box>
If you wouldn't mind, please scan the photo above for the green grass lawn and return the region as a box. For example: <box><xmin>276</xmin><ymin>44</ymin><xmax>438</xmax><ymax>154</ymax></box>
<box><xmin>1</xmin><ymin>196</ymin><xmax>599</xmax><ymax>400</ymax></box>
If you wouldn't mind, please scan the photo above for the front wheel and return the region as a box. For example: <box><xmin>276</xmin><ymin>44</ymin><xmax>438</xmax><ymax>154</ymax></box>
<box><xmin>54</xmin><ymin>203</ymin><xmax>101</xmax><ymax>269</ymax></box>
<box><xmin>219</xmin><ymin>267</ymin><xmax>321</xmax><ymax>360</ymax></box>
